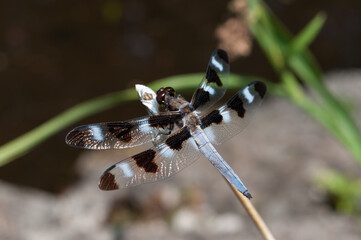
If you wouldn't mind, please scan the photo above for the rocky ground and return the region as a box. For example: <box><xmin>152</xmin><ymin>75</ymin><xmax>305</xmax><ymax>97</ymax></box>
<box><xmin>1</xmin><ymin>70</ymin><xmax>361</xmax><ymax>240</ymax></box>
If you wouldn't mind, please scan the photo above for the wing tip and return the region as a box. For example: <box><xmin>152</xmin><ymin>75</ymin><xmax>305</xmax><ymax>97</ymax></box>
<box><xmin>65</xmin><ymin>128</ymin><xmax>85</xmax><ymax>147</ymax></box>
<box><xmin>215</xmin><ymin>49</ymin><xmax>229</xmax><ymax>64</ymax></box>
<box><xmin>99</xmin><ymin>171</ymin><xmax>119</xmax><ymax>191</ymax></box>
<box><xmin>252</xmin><ymin>81</ymin><xmax>267</xmax><ymax>99</ymax></box>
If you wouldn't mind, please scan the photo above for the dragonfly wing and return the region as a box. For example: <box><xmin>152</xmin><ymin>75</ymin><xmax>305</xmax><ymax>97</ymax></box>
<box><xmin>65</xmin><ymin>112</ymin><xmax>183</xmax><ymax>149</ymax></box>
<box><xmin>191</xmin><ymin>49</ymin><xmax>230</xmax><ymax>113</ymax></box>
<box><xmin>98</xmin><ymin>126</ymin><xmax>203</xmax><ymax>190</ymax></box>
<box><xmin>200</xmin><ymin>81</ymin><xmax>266</xmax><ymax>145</ymax></box>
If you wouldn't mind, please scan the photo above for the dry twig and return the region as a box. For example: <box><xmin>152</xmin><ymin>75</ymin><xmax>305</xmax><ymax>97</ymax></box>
<box><xmin>226</xmin><ymin>180</ymin><xmax>276</xmax><ymax>240</ymax></box>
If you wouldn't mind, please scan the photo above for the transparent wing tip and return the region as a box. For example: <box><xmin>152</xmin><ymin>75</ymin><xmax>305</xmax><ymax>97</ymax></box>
<box><xmin>248</xmin><ymin>81</ymin><xmax>267</xmax><ymax>99</ymax></box>
<box><xmin>214</xmin><ymin>49</ymin><xmax>229</xmax><ymax>64</ymax></box>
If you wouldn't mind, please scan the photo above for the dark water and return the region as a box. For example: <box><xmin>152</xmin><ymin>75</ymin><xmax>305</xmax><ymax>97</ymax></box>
<box><xmin>0</xmin><ymin>0</ymin><xmax>360</xmax><ymax>192</ymax></box>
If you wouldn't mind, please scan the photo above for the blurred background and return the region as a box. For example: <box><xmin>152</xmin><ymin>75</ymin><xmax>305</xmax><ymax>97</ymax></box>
<box><xmin>1</xmin><ymin>0</ymin><xmax>361</xmax><ymax>239</ymax></box>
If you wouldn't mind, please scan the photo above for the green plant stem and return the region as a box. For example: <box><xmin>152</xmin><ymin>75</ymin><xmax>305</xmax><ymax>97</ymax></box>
<box><xmin>0</xmin><ymin>88</ymin><xmax>135</xmax><ymax>166</ymax></box>
<box><xmin>244</xmin><ymin>0</ymin><xmax>361</xmax><ymax>164</ymax></box>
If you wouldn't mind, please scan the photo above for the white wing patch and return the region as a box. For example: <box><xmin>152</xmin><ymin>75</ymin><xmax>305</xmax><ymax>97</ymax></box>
<box><xmin>158</xmin><ymin>144</ymin><xmax>176</xmax><ymax>159</ymax></box>
<box><xmin>204</xmin><ymin>85</ymin><xmax>216</xmax><ymax>95</ymax></box>
<box><xmin>219</xmin><ymin>107</ymin><xmax>231</xmax><ymax>123</ymax></box>
<box><xmin>90</xmin><ymin>125</ymin><xmax>104</xmax><ymax>141</ymax></box>
<box><xmin>139</xmin><ymin>124</ymin><xmax>153</xmax><ymax>133</ymax></box>
<box><xmin>211</xmin><ymin>56</ymin><xmax>224</xmax><ymax>71</ymax></box>
<box><xmin>117</xmin><ymin>162</ymin><xmax>134</xmax><ymax>178</ymax></box>
<box><xmin>242</xmin><ymin>86</ymin><xmax>255</xmax><ymax>104</ymax></box>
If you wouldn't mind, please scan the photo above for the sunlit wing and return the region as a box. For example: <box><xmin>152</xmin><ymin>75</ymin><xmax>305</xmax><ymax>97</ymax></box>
<box><xmin>200</xmin><ymin>81</ymin><xmax>266</xmax><ymax>145</ymax></box>
<box><xmin>98</xmin><ymin>126</ymin><xmax>203</xmax><ymax>190</ymax></box>
<box><xmin>65</xmin><ymin>113</ymin><xmax>183</xmax><ymax>150</ymax></box>
<box><xmin>190</xmin><ymin>49</ymin><xmax>230</xmax><ymax>113</ymax></box>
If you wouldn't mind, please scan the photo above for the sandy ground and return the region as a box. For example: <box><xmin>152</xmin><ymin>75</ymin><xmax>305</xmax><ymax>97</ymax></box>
<box><xmin>1</xmin><ymin>70</ymin><xmax>361</xmax><ymax>240</ymax></box>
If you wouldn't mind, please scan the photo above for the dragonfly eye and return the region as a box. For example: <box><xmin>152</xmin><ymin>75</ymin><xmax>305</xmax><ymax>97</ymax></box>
<box><xmin>156</xmin><ymin>88</ymin><xmax>166</xmax><ymax>104</ymax></box>
<box><xmin>156</xmin><ymin>87</ymin><xmax>175</xmax><ymax>104</ymax></box>
<box><xmin>164</xmin><ymin>87</ymin><xmax>175</xmax><ymax>97</ymax></box>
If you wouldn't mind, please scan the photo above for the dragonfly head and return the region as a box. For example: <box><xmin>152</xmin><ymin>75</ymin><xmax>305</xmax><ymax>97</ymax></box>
<box><xmin>156</xmin><ymin>87</ymin><xmax>176</xmax><ymax>108</ymax></box>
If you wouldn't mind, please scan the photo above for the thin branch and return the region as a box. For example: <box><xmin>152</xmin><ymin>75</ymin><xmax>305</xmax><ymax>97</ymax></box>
<box><xmin>226</xmin><ymin>180</ymin><xmax>276</xmax><ymax>240</ymax></box>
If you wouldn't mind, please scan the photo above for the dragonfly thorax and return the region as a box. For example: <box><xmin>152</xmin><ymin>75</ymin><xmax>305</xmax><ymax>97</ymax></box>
<box><xmin>161</xmin><ymin>93</ymin><xmax>189</xmax><ymax>112</ymax></box>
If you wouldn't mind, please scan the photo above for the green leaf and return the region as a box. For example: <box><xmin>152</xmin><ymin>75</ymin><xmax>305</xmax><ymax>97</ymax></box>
<box><xmin>291</xmin><ymin>12</ymin><xmax>327</xmax><ymax>53</ymax></box>
<box><xmin>316</xmin><ymin>170</ymin><xmax>361</xmax><ymax>214</ymax></box>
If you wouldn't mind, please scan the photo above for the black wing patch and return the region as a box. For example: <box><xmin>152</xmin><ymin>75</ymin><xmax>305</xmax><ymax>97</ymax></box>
<box><xmin>254</xmin><ymin>81</ymin><xmax>267</xmax><ymax>99</ymax></box>
<box><xmin>107</xmin><ymin>122</ymin><xmax>134</xmax><ymax>142</ymax></box>
<box><xmin>191</xmin><ymin>88</ymin><xmax>210</xmax><ymax>111</ymax></box>
<box><xmin>99</xmin><ymin>171</ymin><xmax>119</xmax><ymax>190</ymax></box>
<box><xmin>226</xmin><ymin>93</ymin><xmax>246</xmax><ymax>118</ymax></box>
<box><xmin>206</xmin><ymin>67</ymin><xmax>223</xmax><ymax>87</ymax></box>
<box><xmin>200</xmin><ymin>109</ymin><xmax>223</xmax><ymax>129</ymax></box>
<box><xmin>148</xmin><ymin>113</ymin><xmax>182</xmax><ymax>128</ymax></box>
<box><xmin>165</xmin><ymin>127</ymin><xmax>192</xmax><ymax>150</ymax></box>
<box><xmin>133</xmin><ymin>149</ymin><xmax>158</xmax><ymax>173</ymax></box>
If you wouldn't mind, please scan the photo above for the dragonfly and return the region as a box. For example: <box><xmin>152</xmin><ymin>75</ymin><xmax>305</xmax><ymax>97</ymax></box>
<box><xmin>65</xmin><ymin>49</ymin><xmax>266</xmax><ymax>199</ymax></box>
